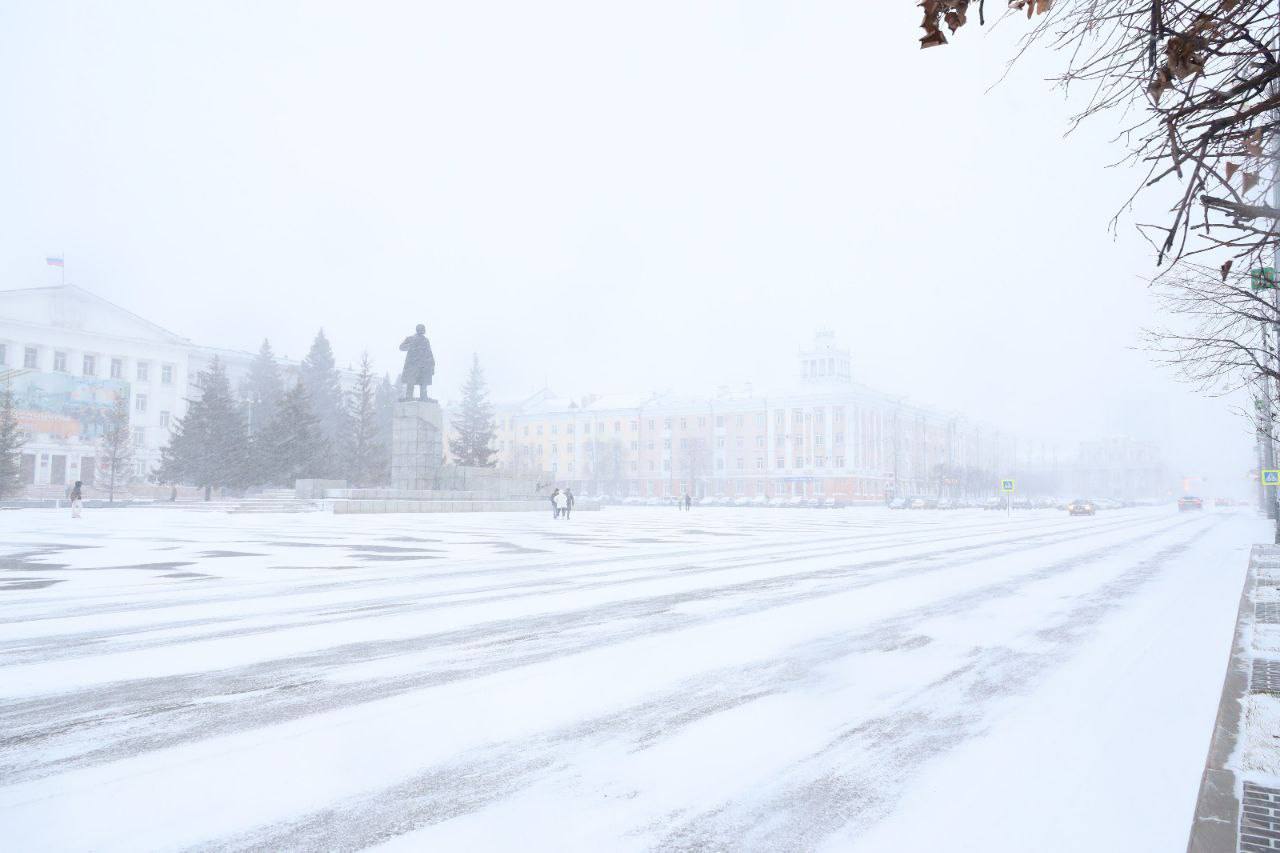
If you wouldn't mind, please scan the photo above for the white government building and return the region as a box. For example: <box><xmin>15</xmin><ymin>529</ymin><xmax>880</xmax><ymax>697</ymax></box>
<box><xmin>0</xmin><ymin>284</ymin><xmax>343</xmax><ymax>496</ymax></box>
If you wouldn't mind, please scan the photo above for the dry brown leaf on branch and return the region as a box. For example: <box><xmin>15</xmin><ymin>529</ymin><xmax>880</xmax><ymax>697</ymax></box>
<box><xmin>945</xmin><ymin>8</ymin><xmax>967</xmax><ymax>33</ymax></box>
<box><xmin>1247</xmin><ymin>129</ymin><xmax>1264</xmax><ymax>158</ymax></box>
<box><xmin>1148</xmin><ymin>67</ymin><xmax>1172</xmax><ymax>103</ymax></box>
<box><xmin>1226</xmin><ymin>161</ymin><xmax>1239</xmax><ymax>180</ymax></box>
<box><xmin>1243</xmin><ymin>171</ymin><xmax>1260</xmax><ymax>193</ymax></box>
<box><xmin>1165</xmin><ymin>36</ymin><xmax>1206</xmax><ymax>80</ymax></box>
<box><xmin>1221</xmin><ymin>259</ymin><xmax>1234</xmax><ymax>281</ymax></box>
<box><xmin>921</xmin><ymin>29</ymin><xmax>948</xmax><ymax>47</ymax></box>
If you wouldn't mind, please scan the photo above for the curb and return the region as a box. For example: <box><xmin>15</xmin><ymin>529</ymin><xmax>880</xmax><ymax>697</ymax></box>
<box><xmin>1187</xmin><ymin>544</ymin><xmax>1263</xmax><ymax>853</ymax></box>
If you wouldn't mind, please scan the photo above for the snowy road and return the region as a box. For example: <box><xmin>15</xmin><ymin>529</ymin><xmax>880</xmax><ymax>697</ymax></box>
<box><xmin>0</xmin><ymin>506</ymin><xmax>1263</xmax><ymax>851</ymax></box>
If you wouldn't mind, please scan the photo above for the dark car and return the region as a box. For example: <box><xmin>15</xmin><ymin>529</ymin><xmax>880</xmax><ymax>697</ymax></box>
<box><xmin>1178</xmin><ymin>495</ymin><xmax>1204</xmax><ymax>511</ymax></box>
<box><xmin>1067</xmin><ymin>498</ymin><xmax>1095</xmax><ymax>516</ymax></box>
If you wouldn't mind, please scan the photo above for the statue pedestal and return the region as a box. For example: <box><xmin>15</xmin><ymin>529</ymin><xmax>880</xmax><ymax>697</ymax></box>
<box><xmin>391</xmin><ymin>400</ymin><xmax>444</xmax><ymax>491</ymax></box>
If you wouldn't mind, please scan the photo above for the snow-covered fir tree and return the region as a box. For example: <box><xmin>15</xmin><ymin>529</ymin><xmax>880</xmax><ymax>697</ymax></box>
<box><xmin>96</xmin><ymin>395</ymin><xmax>134</xmax><ymax>503</ymax></box>
<box><xmin>344</xmin><ymin>352</ymin><xmax>386</xmax><ymax>487</ymax></box>
<box><xmin>259</xmin><ymin>382</ymin><xmax>330</xmax><ymax>487</ymax></box>
<box><xmin>156</xmin><ymin>357</ymin><xmax>250</xmax><ymax>500</ymax></box>
<box><xmin>299</xmin><ymin>329</ymin><xmax>350</xmax><ymax>477</ymax></box>
<box><xmin>448</xmin><ymin>354</ymin><xmax>498</xmax><ymax>468</ymax></box>
<box><xmin>245</xmin><ymin>339</ymin><xmax>284</xmax><ymax>437</ymax></box>
<box><xmin>0</xmin><ymin>379</ymin><xmax>24</xmax><ymax>499</ymax></box>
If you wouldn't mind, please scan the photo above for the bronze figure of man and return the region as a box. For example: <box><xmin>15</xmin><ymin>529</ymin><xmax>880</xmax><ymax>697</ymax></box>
<box><xmin>399</xmin><ymin>323</ymin><xmax>435</xmax><ymax>401</ymax></box>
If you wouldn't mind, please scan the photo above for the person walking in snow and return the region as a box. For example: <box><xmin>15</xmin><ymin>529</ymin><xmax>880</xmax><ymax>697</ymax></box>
<box><xmin>684</xmin><ymin>493</ymin><xmax>692</xmax><ymax>511</ymax></box>
<box><xmin>553</xmin><ymin>489</ymin><xmax>568</xmax><ymax>520</ymax></box>
<box><xmin>564</xmin><ymin>488</ymin><xmax>575</xmax><ymax>520</ymax></box>
<box><xmin>69</xmin><ymin>481</ymin><xmax>84</xmax><ymax>519</ymax></box>
<box><xmin>550</xmin><ymin>488</ymin><xmax>561</xmax><ymax>519</ymax></box>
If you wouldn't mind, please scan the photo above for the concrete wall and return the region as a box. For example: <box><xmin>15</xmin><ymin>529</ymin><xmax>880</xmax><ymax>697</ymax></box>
<box><xmin>330</xmin><ymin>499</ymin><xmax>551</xmax><ymax>514</ymax></box>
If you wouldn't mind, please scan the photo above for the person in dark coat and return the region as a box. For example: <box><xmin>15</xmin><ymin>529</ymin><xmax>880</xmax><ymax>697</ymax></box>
<box><xmin>564</xmin><ymin>489</ymin><xmax>575</xmax><ymax>520</ymax></box>
<box><xmin>69</xmin><ymin>481</ymin><xmax>84</xmax><ymax>518</ymax></box>
<box><xmin>684</xmin><ymin>493</ymin><xmax>692</xmax><ymax>511</ymax></box>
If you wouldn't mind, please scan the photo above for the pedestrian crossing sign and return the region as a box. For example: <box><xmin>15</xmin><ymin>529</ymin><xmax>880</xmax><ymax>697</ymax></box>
<box><xmin>1264</xmin><ymin>470</ymin><xmax>1280</xmax><ymax>486</ymax></box>
<box><xmin>1000</xmin><ymin>479</ymin><xmax>1015</xmax><ymax>493</ymax></box>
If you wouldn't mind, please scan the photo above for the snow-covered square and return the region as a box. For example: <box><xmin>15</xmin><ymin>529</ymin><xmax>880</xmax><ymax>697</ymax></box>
<box><xmin>0</xmin><ymin>505</ymin><xmax>1263</xmax><ymax>851</ymax></box>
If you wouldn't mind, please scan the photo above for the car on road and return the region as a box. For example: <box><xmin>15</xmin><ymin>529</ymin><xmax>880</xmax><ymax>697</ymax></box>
<box><xmin>888</xmin><ymin>498</ymin><xmax>908</xmax><ymax>510</ymax></box>
<box><xmin>907</xmin><ymin>497</ymin><xmax>926</xmax><ymax>510</ymax></box>
<box><xmin>1066</xmin><ymin>498</ymin><xmax>1096</xmax><ymax>516</ymax></box>
<box><xmin>983</xmin><ymin>497</ymin><xmax>1007</xmax><ymax>510</ymax></box>
<box><xmin>1178</xmin><ymin>495</ymin><xmax>1204</xmax><ymax>511</ymax></box>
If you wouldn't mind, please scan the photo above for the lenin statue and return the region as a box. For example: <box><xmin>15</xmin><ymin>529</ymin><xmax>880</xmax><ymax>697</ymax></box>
<box><xmin>399</xmin><ymin>324</ymin><xmax>435</xmax><ymax>401</ymax></box>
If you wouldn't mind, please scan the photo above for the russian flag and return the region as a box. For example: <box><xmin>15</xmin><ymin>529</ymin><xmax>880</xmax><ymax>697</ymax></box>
<box><xmin>46</xmin><ymin>256</ymin><xmax>64</xmax><ymax>267</ymax></box>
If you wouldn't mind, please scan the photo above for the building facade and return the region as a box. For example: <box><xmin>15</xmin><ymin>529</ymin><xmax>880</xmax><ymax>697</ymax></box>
<box><xmin>481</xmin><ymin>332</ymin><xmax>1020</xmax><ymax>501</ymax></box>
<box><xmin>0</xmin><ymin>284</ymin><xmax>354</xmax><ymax>496</ymax></box>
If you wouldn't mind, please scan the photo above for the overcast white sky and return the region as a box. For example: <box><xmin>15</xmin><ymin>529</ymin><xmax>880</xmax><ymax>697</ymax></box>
<box><xmin>0</xmin><ymin>1</ymin><xmax>1256</xmax><ymax>486</ymax></box>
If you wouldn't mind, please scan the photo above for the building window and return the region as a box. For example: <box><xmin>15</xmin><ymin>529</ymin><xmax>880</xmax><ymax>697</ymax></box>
<box><xmin>135</xmin><ymin>393</ymin><xmax>148</xmax><ymax>413</ymax></box>
<box><xmin>649</xmin><ymin>461</ymin><xmax>655</xmax><ymax>471</ymax></box>
<box><xmin>756</xmin><ymin>457</ymin><xmax>765</xmax><ymax>469</ymax></box>
<box><xmin>816</xmin><ymin>456</ymin><xmax>826</xmax><ymax>467</ymax></box>
<box><xmin>679</xmin><ymin>438</ymin><xmax>687</xmax><ymax>449</ymax></box>
<box><xmin>663</xmin><ymin>439</ymin><xmax>671</xmax><ymax>449</ymax></box>
<box><xmin>755</xmin><ymin>436</ymin><xmax>764</xmax><ymax>448</ymax></box>
<box><xmin>135</xmin><ymin>461</ymin><xmax>147</xmax><ymax>477</ymax></box>
<box><xmin>614</xmin><ymin>421</ymin><xmax>622</xmax><ymax>432</ymax></box>
<box><xmin>716</xmin><ymin>437</ymin><xmax>725</xmax><ymax>448</ymax></box>
<box><xmin>160</xmin><ymin>410</ymin><xmax>171</xmax><ymax>428</ymax></box>
<box><xmin>551</xmin><ymin>424</ymin><xmax>558</xmax><ymax>435</ymax></box>
<box><xmin>567</xmin><ymin>424</ymin><xmax>574</xmax><ymax>434</ymax></box>
<box><xmin>835</xmin><ymin>456</ymin><xmax>845</xmax><ymax>467</ymax></box>
<box><xmin>630</xmin><ymin>441</ymin><xmax>638</xmax><ymax>450</ymax></box>
<box><xmin>53</xmin><ymin>351</ymin><xmax>67</xmax><ymax>372</ymax></box>
<box><xmin>716</xmin><ymin>458</ymin><xmax>725</xmax><ymax>470</ymax></box>
<box><xmin>137</xmin><ymin>362</ymin><xmax>150</xmax><ymax>381</ymax></box>
<box><xmin>83</xmin><ymin>355</ymin><xmax>96</xmax><ymax>376</ymax></box>
<box><xmin>664</xmin><ymin>418</ymin><xmax>672</xmax><ymax>429</ymax></box>
<box><xmin>161</xmin><ymin>364</ymin><xmax>173</xmax><ymax>384</ymax></box>
<box><xmin>716</xmin><ymin>415</ymin><xmax>724</xmax><ymax>427</ymax></box>
<box><xmin>663</xmin><ymin>460</ymin><xmax>671</xmax><ymax>471</ymax></box>
<box><xmin>736</xmin><ymin>457</ymin><xmax>744</xmax><ymax>469</ymax></box>
<box><xmin>794</xmin><ymin>457</ymin><xmax>803</xmax><ymax>468</ymax></box>
<box><xmin>110</xmin><ymin>358</ymin><xmax>123</xmax><ymax>379</ymax></box>
<box><xmin>24</xmin><ymin>347</ymin><xmax>38</xmax><ymax>369</ymax></box>
<box><xmin>536</xmin><ymin>425</ymin><xmax>543</xmax><ymax>436</ymax></box>
<box><xmin>816</xmin><ymin>435</ymin><xmax>825</xmax><ymax>446</ymax></box>
<box><xmin>776</xmin><ymin>457</ymin><xmax>784</xmax><ymax>469</ymax></box>
<box><xmin>736</xmin><ymin>436</ymin><xmax>744</xmax><ymax>448</ymax></box>
<box><xmin>132</xmin><ymin>427</ymin><xmax>146</xmax><ymax>448</ymax></box>
<box><xmin>522</xmin><ymin>425</ymin><xmax>529</xmax><ymax>437</ymax></box>
<box><xmin>834</xmin><ymin>432</ymin><xmax>844</xmax><ymax>444</ymax></box>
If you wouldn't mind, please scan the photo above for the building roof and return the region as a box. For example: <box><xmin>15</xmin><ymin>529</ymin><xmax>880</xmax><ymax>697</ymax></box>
<box><xmin>0</xmin><ymin>284</ymin><xmax>190</xmax><ymax>346</ymax></box>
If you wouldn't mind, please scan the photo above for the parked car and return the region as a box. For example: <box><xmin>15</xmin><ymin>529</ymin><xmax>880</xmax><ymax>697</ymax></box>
<box><xmin>937</xmin><ymin>498</ymin><xmax>954</xmax><ymax>510</ymax></box>
<box><xmin>751</xmin><ymin>496</ymin><xmax>768</xmax><ymax>507</ymax></box>
<box><xmin>908</xmin><ymin>497</ymin><xmax>926</xmax><ymax>509</ymax></box>
<box><xmin>768</xmin><ymin>496</ymin><xmax>788</xmax><ymax>508</ymax></box>
<box><xmin>983</xmin><ymin>497</ymin><xmax>1007</xmax><ymax>510</ymax></box>
<box><xmin>888</xmin><ymin>498</ymin><xmax>908</xmax><ymax>510</ymax></box>
<box><xmin>1066</xmin><ymin>498</ymin><xmax>1096</xmax><ymax>516</ymax></box>
<box><xmin>1178</xmin><ymin>495</ymin><xmax>1204</xmax><ymax>511</ymax></box>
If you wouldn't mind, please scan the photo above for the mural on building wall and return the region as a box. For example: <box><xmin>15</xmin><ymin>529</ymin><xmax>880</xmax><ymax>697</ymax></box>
<box><xmin>10</xmin><ymin>371</ymin><xmax>129</xmax><ymax>441</ymax></box>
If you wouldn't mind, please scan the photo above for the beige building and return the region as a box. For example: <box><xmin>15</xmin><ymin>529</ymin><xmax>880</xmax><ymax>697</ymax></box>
<box><xmin>472</xmin><ymin>332</ymin><xmax>1019</xmax><ymax>501</ymax></box>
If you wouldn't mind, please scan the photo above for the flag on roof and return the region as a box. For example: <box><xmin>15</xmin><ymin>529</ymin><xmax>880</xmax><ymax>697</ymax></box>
<box><xmin>46</xmin><ymin>256</ymin><xmax>64</xmax><ymax>267</ymax></box>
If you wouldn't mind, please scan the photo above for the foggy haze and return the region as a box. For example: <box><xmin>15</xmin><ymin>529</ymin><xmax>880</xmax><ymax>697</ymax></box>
<box><xmin>0</xmin><ymin>1</ymin><xmax>1249</xmax><ymax>483</ymax></box>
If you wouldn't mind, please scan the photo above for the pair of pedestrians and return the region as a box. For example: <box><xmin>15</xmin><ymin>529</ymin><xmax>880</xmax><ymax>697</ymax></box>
<box><xmin>550</xmin><ymin>487</ymin><xmax>575</xmax><ymax>520</ymax></box>
<box><xmin>676</xmin><ymin>492</ymin><xmax>692</xmax><ymax>511</ymax></box>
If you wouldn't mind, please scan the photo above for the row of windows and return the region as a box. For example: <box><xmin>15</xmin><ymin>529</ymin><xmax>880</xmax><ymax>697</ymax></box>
<box><xmin>0</xmin><ymin>343</ymin><xmax>175</xmax><ymax>384</ymax></box>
